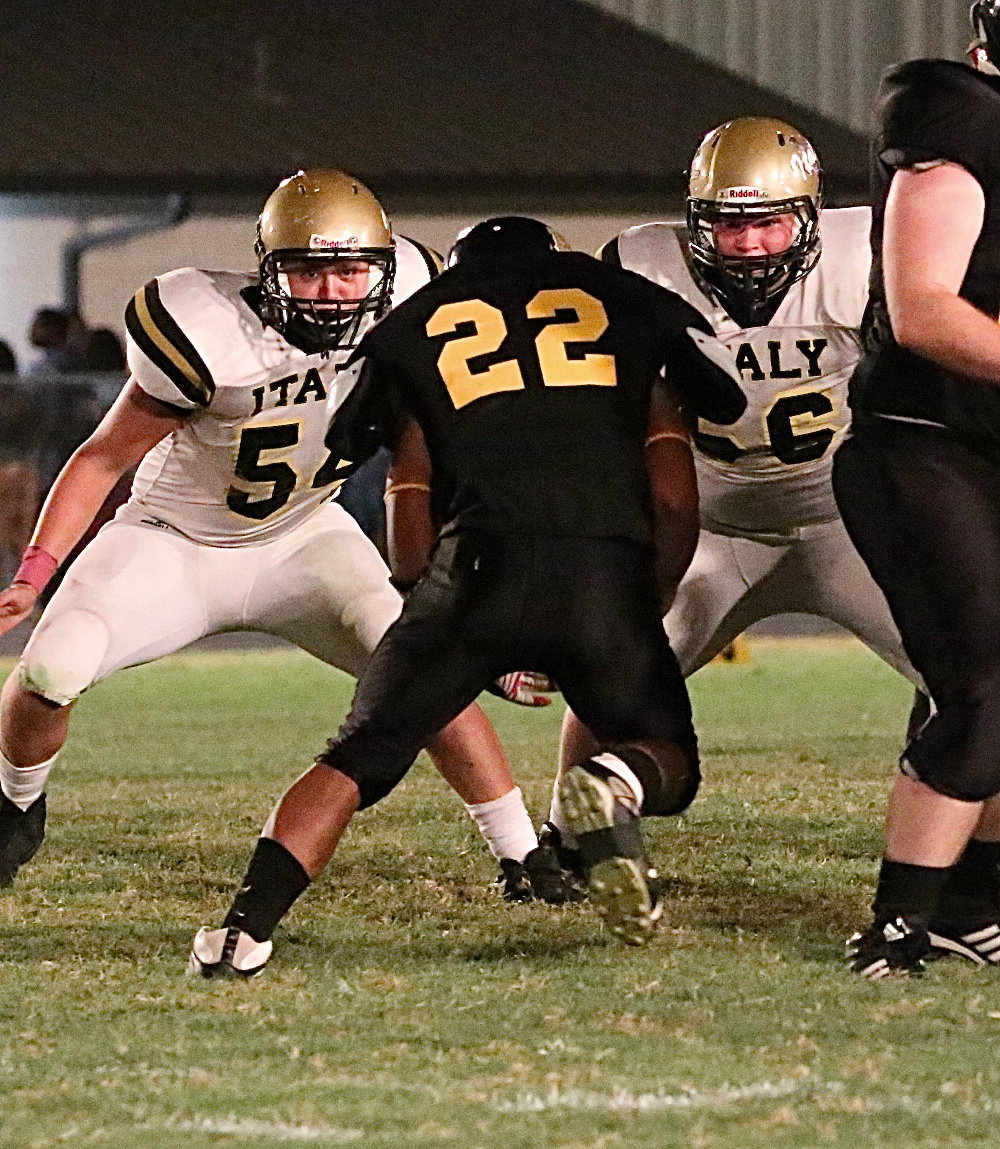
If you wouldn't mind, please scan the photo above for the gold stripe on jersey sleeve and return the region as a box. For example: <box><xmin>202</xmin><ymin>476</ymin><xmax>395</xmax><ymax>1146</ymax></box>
<box><xmin>125</xmin><ymin>280</ymin><xmax>216</xmax><ymax>407</ymax></box>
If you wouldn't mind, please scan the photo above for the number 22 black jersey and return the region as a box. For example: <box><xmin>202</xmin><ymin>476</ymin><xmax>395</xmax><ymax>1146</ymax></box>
<box><xmin>346</xmin><ymin>249</ymin><xmax>743</xmax><ymax>544</ymax></box>
<box><xmin>851</xmin><ymin>60</ymin><xmax>1000</xmax><ymax>442</ymax></box>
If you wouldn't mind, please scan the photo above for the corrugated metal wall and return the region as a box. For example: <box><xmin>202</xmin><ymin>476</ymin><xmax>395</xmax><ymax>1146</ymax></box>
<box><xmin>582</xmin><ymin>0</ymin><xmax>971</xmax><ymax>133</ymax></box>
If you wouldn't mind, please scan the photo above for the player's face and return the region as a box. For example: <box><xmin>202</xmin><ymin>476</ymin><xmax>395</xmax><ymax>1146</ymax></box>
<box><xmin>712</xmin><ymin>213</ymin><xmax>797</xmax><ymax>258</ymax></box>
<box><xmin>283</xmin><ymin>258</ymin><xmax>374</xmax><ymax>303</ymax></box>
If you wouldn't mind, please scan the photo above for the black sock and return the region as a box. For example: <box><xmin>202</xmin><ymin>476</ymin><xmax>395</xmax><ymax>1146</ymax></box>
<box><xmin>872</xmin><ymin>859</ymin><xmax>951</xmax><ymax>930</ymax></box>
<box><xmin>611</xmin><ymin>745</ymin><xmax>699</xmax><ymax>817</ymax></box>
<box><xmin>222</xmin><ymin>837</ymin><xmax>310</xmax><ymax>943</ymax></box>
<box><xmin>934</xmin><ymin>839</ymin><xmax>1000</xmax><ymax>926</ymax></box>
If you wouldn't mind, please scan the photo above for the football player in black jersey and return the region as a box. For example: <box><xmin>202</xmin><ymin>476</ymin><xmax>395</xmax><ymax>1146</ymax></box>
<box><xmin>834</xmin><ymin>2</ymin><xmax>1000</xmax><ymax>978</ymax></box>
<box><xmin>192</xmin><ymin>216</ymin><xmax>745</xmax><ymax>972</ymax></box>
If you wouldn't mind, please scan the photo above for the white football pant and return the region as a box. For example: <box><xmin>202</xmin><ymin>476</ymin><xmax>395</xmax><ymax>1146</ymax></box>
<box><xmin>666</xmin><ymin>516</ymin><xmax>923</xmax><ymax>687</ymax></box>
<box><xmin>19</xmin><ymin>501</ymin><xmax>401</xmax><ymax>705</ymax></box>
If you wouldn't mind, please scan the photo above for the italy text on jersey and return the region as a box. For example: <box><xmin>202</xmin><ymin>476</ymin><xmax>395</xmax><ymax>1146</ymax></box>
<box><xmin>120</xmin><ymin>239</ymin><xmax>434</xmax><ymax>547</ymax></box>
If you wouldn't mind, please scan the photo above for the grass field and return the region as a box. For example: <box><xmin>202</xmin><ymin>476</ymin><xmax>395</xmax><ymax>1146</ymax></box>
<box><xmin>2</xmin><ymin>638</ymin><xmax>999</xmax><ymax>1149</ymax></box>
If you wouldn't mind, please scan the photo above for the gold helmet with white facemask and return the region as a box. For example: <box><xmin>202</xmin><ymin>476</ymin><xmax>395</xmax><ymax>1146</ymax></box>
<box><xmin>686</xmin><ymin>117</ymin><xmax>823</xmax><ymax>326</ymax></box>
<box><xmin>255</xmin><ymin>168</ymin><xmax>396</xmax><ymax>353</ymax></box>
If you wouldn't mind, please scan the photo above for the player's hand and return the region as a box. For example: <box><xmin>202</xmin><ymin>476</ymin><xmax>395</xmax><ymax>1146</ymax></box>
<box><xmin>0</xmin><ymin>583</ymin><xmax>38</xmax><ymax>636</ymax></box>
<box><xmin>488</xmin><ymin>671</ymin><xmax>558</xmax><ymax>707</ymax></box>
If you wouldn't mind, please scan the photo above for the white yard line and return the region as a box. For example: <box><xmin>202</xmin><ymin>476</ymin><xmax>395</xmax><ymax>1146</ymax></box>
<box><xmin>493</xmin><ymin>1076</ymin><xmax>844</xmax><ymax>1112</ymax></box>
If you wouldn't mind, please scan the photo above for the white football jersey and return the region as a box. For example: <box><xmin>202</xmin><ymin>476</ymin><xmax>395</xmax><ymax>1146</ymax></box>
<box><xmin>608</xmin><ymin>208</ymin><xmax>871</xmax><ymax>536</ymax></box>
<box><xmin>122</xmin><ymin>237</ymin><xmax>440</xmax><ymax>546</ymax></box>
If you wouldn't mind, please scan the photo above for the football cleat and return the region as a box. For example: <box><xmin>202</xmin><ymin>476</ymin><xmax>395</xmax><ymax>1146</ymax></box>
<box><xmin>497</xmin><ymin>842</ymin><xmax>584</xmax><ymax>904</ymax></box>
<box><xmin>556</xmin><ymin>761</ymin><xmax>659</xmax><ymax>945</ymax></box>
<box><xmin>928</xmin><ymin>920</ymin><xmax>1000</xmax><ymax>965</ymax></box>
<box><xmin>537</xmin><ymin>821</ymin><xmax>586</xmax><ymax>885</ymax></box>
<box><xmin>186</xmin><ymin>926</ymin><xmax>273</xmax><ymax>979</ymax></box>
<box><xmin>0</xmin><ymin>792</ymin><xmax>46</xmax><ymax>887</ymax></box>
<box><xmin>847</xmin><ymin>917</ymin><xmax>931</xmax><ymax>980</ymax></box>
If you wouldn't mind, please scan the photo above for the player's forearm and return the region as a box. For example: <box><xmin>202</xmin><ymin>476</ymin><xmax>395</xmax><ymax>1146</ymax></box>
<box><xmin>892</xmin><ymin>288</ymin><xmax>1000</xmax><ymax>385</ymax></box>
<box><xmin>883</xmin><ymin>165</ymin><xmax>999</xmax><ymax>383</ymax></box>
<box><xmin>651</xmin><ymin>503</ymin><xmax>699</xmax><ymax>613</ymax></box>
<box><xmin>28</xmin><ymin>446</ymin><xmax>131</xmax><ymax>563</ymax></box>
<box><xmin>385</xmin><ymin>485</ymin><xmax>435</xmax><ymax>589</ymax></box>
<box><xmin>646</xmin><ymin>438</ymin><xmax>699</xmax><ymax>612</ymax></box>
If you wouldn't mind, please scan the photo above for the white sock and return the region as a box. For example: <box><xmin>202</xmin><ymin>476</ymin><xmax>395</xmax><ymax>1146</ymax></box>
<box><xmin>548</xmin><ymin>753</ymin><xmax>646</xmax><ymax>844</ymax></box>
<box><xmin>0</xmin><ymin>748</ymin><xmax>59</xmax><ymax>810</ymax></box>
<box><xmin>547</xmin><ymin>777</ymin><xmax>577</xmax><ymax>849</ymax></box>
<box><xmin>465</xmin><ymin>786</ymin><xmax>537</xmax><ymax>862</ymax></box>
<box><xmin>591</xmin><ymin>751</ymin><xmax>645</xmax><ymax>812</ymax></box>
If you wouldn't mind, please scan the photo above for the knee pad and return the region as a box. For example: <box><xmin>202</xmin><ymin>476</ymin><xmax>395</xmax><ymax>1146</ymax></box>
<box><xmin>903</xmin><ymin>684</ymin><xmax>1000</xmax><ymax>802</ymax></box>
<box><xmin>610</xmin><ymin>740</ymin><xmax>701</xmax><ymax>816</ymax></box>
<box><xmin>19</xmin><ymin>609</ymin><xmax>111</xmax><ymax>705</ymax></box>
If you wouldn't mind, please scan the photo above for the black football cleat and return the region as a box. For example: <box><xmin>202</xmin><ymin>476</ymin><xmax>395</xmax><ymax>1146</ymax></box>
<box><xmin>847</xmin><ymin>917</ymin><xmax>931</xmax><ymax>980</ymax></box>
<box><xmin>556</xmin><ymin>761</ymin><xmax>659</xmax><ymax>945</ymax></box>
<box><xmin>187</xmin><ymin>926</ymin><xmax>273</xmax><ymax>979</ymax></box>
<box><xmin>497</xmin><ymin>841</ymin><xmax>584</xmax><ymax>904</ymax></box>
<box><xmin>928</xmin><ymin>920</ymin><xmax>1000</xmax><ymax>965</ymax></box>
<box><xmin>537</xmin><ymin>821</ymin><xmax>587</xmax><ymax>885</ymax></box>
<box><xmin>0</xmin><ymin>792</ymin><xmax>47</xmax><ymax>887</ymax></box>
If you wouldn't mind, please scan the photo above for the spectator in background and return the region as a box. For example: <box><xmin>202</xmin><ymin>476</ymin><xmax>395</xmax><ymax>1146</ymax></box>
<box><xmin>23</xmin><ymin>309</ymin><xmax>87</xmax><ymax>377</ymax></box>
<box><xmin>23</xmin><ymin>310</ymin><xmax>93</xmax><ymax>486</ymax></box>
<box><xmin>82</xmin><ymin>327</ymin><xmax>126</xmax><ymax>373</ymax></box>
<box><xmin>0</xmin><ymin>341</ymin><xmax>40</xmax><ymax>588</ymax></box>
<box><xmin>41</xmin><ymin>326</ymin><xmax>132</xmax><ymax>603</ymax></box>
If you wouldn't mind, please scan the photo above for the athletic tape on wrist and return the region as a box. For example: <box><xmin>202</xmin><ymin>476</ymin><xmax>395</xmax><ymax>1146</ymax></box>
<box><xmin>384</xmin><ymin>481</ymin><xmax>431</xmax><ymax>499</ymax></box>
<box><xmin>645</xmin><ymin>430</ymin><xmax>690</xmax><ymax>448</ymax></box>
<box><xmin>12</xmin><ymin>546</ymin><xmax>58</xmax><ymax>596</ymax></box>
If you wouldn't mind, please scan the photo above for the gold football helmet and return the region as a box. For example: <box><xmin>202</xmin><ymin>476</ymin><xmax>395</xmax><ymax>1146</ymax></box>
<box><xmin>256</xmin><ymin>168</ymin><xmax>395</xmax><ymax>352</ymax></box>
<box><xmin>686</xmin><ymin>117</ymin><xmax>822</xmax><ymax>325</ymax></box>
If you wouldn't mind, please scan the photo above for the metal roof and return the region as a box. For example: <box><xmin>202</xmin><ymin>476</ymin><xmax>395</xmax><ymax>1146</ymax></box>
<box><xmin>0</xmin><ymin>0</ymin><xmax>869</xmax><ymax>211</ymax></box>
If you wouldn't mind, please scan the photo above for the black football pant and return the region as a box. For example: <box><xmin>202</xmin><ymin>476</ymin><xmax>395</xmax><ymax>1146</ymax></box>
<box><xmin>834</xmin><ymin>419</ymin><xmax>1000</xmax><ymax>802</ymax></box>
<box><xmin>318</xmin><ymin>532</ymin><xmax>698</xmax><ymax>808</ymax></box>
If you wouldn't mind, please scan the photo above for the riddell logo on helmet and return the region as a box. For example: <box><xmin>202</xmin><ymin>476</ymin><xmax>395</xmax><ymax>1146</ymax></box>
<box><xmin>309</xmin><ymin>234</ymin><xmax>360</xmax><ymax>250</ymax></box>
<box><xmin>717</xmin><ymin>186</ymin><xmax>768</xmax><ymax>202</ymax></box>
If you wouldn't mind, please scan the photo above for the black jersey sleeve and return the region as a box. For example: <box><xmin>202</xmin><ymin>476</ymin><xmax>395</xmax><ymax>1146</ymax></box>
<box><xmin>648</xmin><ymin>289</ymin><xmax>746</xmax><ymax>425</ymax></box>
<box><xmin>597</xmin><ymin>236</ymin><xmax>622</xmax><ymax>266</ymax></box>
<box><xmin>324</xmin><ymin>351</ymin><xmax>395</xmax><ymax>465</ymax></box>
<box><xmin>879</xmin><ymin>60</ymin><xmax>1000</xmax><ymax>188</ymax></box>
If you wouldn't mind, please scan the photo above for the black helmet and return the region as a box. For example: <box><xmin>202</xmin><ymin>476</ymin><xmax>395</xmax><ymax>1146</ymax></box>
<box><xmin>971</xmin><ymin>2</ymin><xmax>1000</xmax><ymax>69</ymax></box>
<box><xmin>448</xmin><ymin>216</ymin><xmax>564</xmax><ymax>267</ymax></box>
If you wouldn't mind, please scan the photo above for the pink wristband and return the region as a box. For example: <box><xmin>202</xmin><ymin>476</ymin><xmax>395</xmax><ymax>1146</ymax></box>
<box><xmin>12</xmin><ymin>546</ymin><xmax>59</xmax><ymax>596</ymax></box>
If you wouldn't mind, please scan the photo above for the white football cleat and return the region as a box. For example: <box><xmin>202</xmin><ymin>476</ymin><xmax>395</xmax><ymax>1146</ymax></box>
<box><xmin>557</xmin><ymin>760</ymin><xmax>658</xmax><ymax>946</ymax></box>
<box><xmin>187</xmin><ymin>926</ymin><xmax>273</xmax><ymax>979</ymax></box>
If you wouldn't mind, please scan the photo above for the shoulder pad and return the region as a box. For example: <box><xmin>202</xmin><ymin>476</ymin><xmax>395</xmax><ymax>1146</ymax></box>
<box><xmin>393</xmin><ymin>237</ymin><xmax>444</xmax><ymax>307</ymax></box>
<box><xmin>125</xmin><ymin>269</ymin><xmax>217</xmax><ymax>408</ymax></box>
<box><xmin>879</xmin><ymin>59</ymin><xmax>1000</xmax><ymax>184</ymax></box>
<box><xmin>615</xmin><ymin>223</ymin><xmax>686</xmax><ymax>277</ymax></box>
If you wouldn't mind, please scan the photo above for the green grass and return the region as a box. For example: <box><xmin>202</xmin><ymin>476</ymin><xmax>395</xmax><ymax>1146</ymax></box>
<box><xmin>2</xmin><ymin>639</ymin><xmax>999</xmax><ymax>1148</ymax></box>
